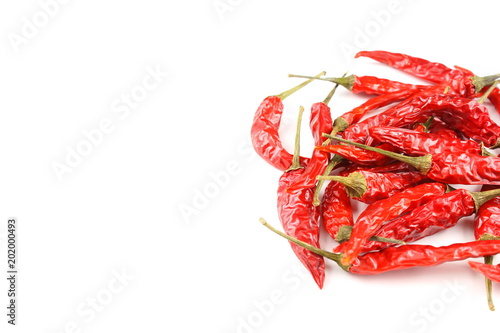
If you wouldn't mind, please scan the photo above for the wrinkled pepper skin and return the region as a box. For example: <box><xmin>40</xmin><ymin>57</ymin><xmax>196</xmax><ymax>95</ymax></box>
<box><xmin>277</xmin><ymin>168</ymin><xmax>324</xmax><ymax>289</ymax></box>
<box><xmin>426</xmin><ymin>152</ymin><xmax>500</xmax><ymax>185</ymax></box>
<box><xmin>321</xmin><ymin>181</ymin><xmax>353</xmax><ymax>240</ymax></box>
<box><xmin>361</xmin><ymin>189</ymin><xmax>476</xmax><ymax>253</ymax></box>
<box><xmin>287</xmin><ymin>102</ymin><xmax>333</xmax><ymax>191</ymax></box>
<box><xmin>349</xmin><ymin>240</ymin><xmax>500</xmax><ymax>275</ymax></box>
<box><xmin>474</xmin><ymin>195</ymin><xmax>500</xmax><ymax>240</ymax></box>
<box><xmin>340</xmin><ymin>182</ymin><xmax>448</xmax><ymax>265</ymax></box>
<box><xmin>369</xmin><ymin>126</ymin><xmax>482</xmax><ymax>156</ymax></box>
<box><xmin>469</xmin><ymin>261</ymin><xmax>500</xmax><ymax>283</ymax></box>
<box><xmin>343</xmin><ymin>93</ymin><xmax>500</xmax><ymax>147</ymax></box>
<box><xmin>317</xmin><ymin>143</ymin><xmax>395</xmax><ymax>166</ymax></box>
<box><xmin>348</xmin><ymin>75</ymin><xmax>427</xmax><ymax>95</ymax></box>
<box><xmin>251</xmin><ymin>96</ymin><xmax>309</xmax><ymax>171</ymax></box>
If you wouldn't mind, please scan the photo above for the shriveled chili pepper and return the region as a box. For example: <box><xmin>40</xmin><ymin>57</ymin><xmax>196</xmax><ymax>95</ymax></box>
<box><xmin>316</xmin><ymin>143</ymin><xmax>395</xmax><ymax>166</ymax></box>
<box><xmin>469</xmin><ymin>261</ymin><xmax>500</xmax><ymax>284</ymax></box>
<box><xmin>473</xmin><ymin>182</ymin><xmax>500</xmax><ymax>311</ymax></box>
<box><xmin>368</xmin><ymin>126</ymin><xmax>484</xmax><ymax>156</ymax></box>
<box><xmin>261</xmin><ymin>218</ymin><xmax>500</xmax><ymax>275</ymax></box>
<box><xmin>317</xmin><ymin>169</ymin><xmax>428</xmax><ymax>204</ymax></box>
<box><xmin>327</xmin><ymin>135</ymin><xmax>500</xmax><ymax>186</ymax></box>
<box><xmin>349</xmin><ymin>188</ymin><xmax>500</xmax><ymax>254</ymax></box>
<box><xmin>355</xmin><ymin>50</ymin><xmax>500</xmax><ymax>97</ymax></box>
<box><xmin>289</xmin><ymin>73</ymin><xmax>428</xmax><ymax>95</ymax></box>
<box><xmin>321</xmin><ymin>180</ymin><xmax>353</xmax><ymax>241</ymax></box>
<box><xmin>286</xmin><ymin>85</ymin><xmax>338</xmax><ymax>192</ymax></box>
<box><xmin>251</xmin><ymin>72</ymin><xmax>325</xmax><ymax>171</ymax></box>
<box><xmin>277</xmin><ymin>106</ymin><xmax>324</xmax><ymax>289</ymax></box>
<box><xmin>342</xmin><ymin>93</ymin><xmax>500</xmax><ymax>147</ymax></box>
<box><xmin>336</xmin><ymin>182</ymin><xmax>448</xmax><ymax>266</ymax></box>
<box><xmin>341</xmin><ymin>160</ymin><xmax>417</xmax><ymax>175</ymax></box>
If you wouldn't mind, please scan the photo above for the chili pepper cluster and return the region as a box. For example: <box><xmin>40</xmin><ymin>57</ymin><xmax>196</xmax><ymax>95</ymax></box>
<box><xmin>252</xmin><ymin>50</ymin><xmax>500</xmax><ymax>311</ymax></box>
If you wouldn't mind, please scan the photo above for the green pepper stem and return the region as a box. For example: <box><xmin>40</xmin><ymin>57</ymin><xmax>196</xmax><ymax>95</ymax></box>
<box><xmin>259</xmin><ymin>217</ymin><xmax>342</xmax><ymax>262</ymax></box>
<box><xmin>478</xmin><ymin>80</ymin><xmax>499</xmax><ymax>104</ymax></box>
<box><xmin>323</xmin><ymin>134</ymin><xmax>433</xmax><ymax>174</ymax></box>
<box><xmin>484</xmin><ymin>255</ymin><xmax>495</xmax><ymax>311</ymax></box>
<box><xmin>276</xmin><ymin>71</ymin><xmax>326</xmax><ymax>100</ymax></box>
<box><xmin>335</xmin><ymin>225</ymin><xmax>406</xmax><ymax>245</ymax></box>
<box><xmin>317</xmin><ymin>172</ymin><xmax>368</xmax><ymax>199</ymax></box>
<box><xmin>287</xmin><ymin>106</ymin><xmax>305</xmax><ymax>171</ymax></box>
<box><xmin>288</xmin><ymin>73</ymin><xmax>355</xmax><ymax>91</ymax></box>
<box><xmin>472</xmin><ymin>74</ymin><xmax>500</xmax><ymax>93</ymax></box>
<box><xmin>312</xmin><ymin>154</ymin><xmax>344</xmax><ymax>206</ymax></box>
<box><xmin>470</xmin><ymin>188</ymin><xmax>500</xmax><ymax>212</ymax></box>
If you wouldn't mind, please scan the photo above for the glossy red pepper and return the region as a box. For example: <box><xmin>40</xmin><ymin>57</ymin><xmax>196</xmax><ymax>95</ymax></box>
<box><xmin>251</xmin><ymin>73</ymin><xmax>325</xmax><ymax>171</ymax></box>
<box><xmin>339</xmin><ymin>182</ymin><xmax>447</xmax><ymax>265</ymax></box>
<box><xmin>368</xmin><ymin>126</ymin><xmax>483</xmax><ymax>156</ymax></box>
<box><xmin>286</xmin><ymin>86</ymin><xmax>337</xmax><ymax>192</ymax></box>
<box><xmin>329</xmin><ymin>135</ymin><xmax>500</xmax><ymax>186</ymax></box>
<box><xmin>321</xmin><ymin>180</ymin><xmax>353</xmax><ymax>241</ymax></box>
<box><xmin>316</xmin><ymin>143</ymin><xmax>395</xmax><ymax>166</ymax></box>
<box><xmin>469</xmin><ymin>261</ymin><xmax>500</xmax><ymax>283</ymax></box>
<box><xmin>342</xmin><ymin>93</ymin><xmax>500</xmax><ymax>147</ymax></box>
<box><xmin>277</xmin><ymin>107</ymin><xmax>324</xmax><ymax>288</ymax></box>
<box><xmin>318</xmin><ymin>169</ymin><xmax>428</xmax><ymax>204</ymax></box>
<box><xmin>289</xmin><ymin>73</ymin><xmax>427</xmax><ymax>95</ymax></box>
<box><xmin>261</xmin><ymin>218</ymin><xmax>500</xmax><ymax>275</ymax></box>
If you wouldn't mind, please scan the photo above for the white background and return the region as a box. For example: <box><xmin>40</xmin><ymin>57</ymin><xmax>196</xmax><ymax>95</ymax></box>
<box><xmin>1</xmin><ymin>0</ymin><xmax>500</xmax><ymax>332</ymax></box>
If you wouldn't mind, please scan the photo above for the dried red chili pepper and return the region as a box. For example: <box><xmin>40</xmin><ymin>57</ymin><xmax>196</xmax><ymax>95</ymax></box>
<box><xmin>350</xmin><ymin>188</ymin><xmax>500</xmax><ymax>253</ymax></box>
<box><xmin>327</xmin><ymin>135</ymin><xmax>500</xmax><ymax>186</ymax></box>
<box><xmin>316</xmin><ymin>143</ymin><xmax>395</xmax><ymax>166</ymax></box>
<box><xmin>337</xmin><ymin>182</ymin><xmax>448</xmax><ymax>265</ymax></box>
<box><xmin>286</xmin><ymin>85</ymin><xmax>338</xmax><ymax>192</ymax></box>
<box><xmin>342</xmin><ymin>93</ymin><xmax>500</xmax><ymax>147</ymax></box>
<box><xmin>368</xmin><ymin>126</ymin><xmax>484</xmax><ymax>156</ymax></box>
<box><xmin>469</xmin><ymin>261</ymin><xmax>500</xmax><ymax>283</ymax></box>
<box><xmin>355</xmin><ymin>50</ymin><xmax>500</xmax><ymax>97</ymax></box>
<box><xmin>317</xmin><ymin>169</ymin><xmax>428</xmax><ymax>204</ymax></box>
<box><xmin>251</xmin><ymin>72</ymin><xmax>325</xmax><ymax>171</ymax></box>
<box><xmin>277</xmin><ymin>106</ymin><xmax>324</xmax><ymax>288</ymax></box>
<box><xmin>289</xmin><ymin>73</ymin><xmax>427</xmax><ymax>95</ymax></box>
<box><xmin>260</xmin><ymin>218</ymin><xmax>500</xmax><ymax>275</ymax></box>
<box><xmin>321</xmin><ymin>180</ymin><xmax>353</xmax><ymax>241</ymax></box>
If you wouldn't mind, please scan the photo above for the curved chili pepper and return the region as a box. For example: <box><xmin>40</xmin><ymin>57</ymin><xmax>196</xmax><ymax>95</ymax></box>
<box><xmin>328</xmin><ymin>135</ymin><xmax>500</xmax><ymax>186</ymax></box>
<box><xmin>355</xmin><ymin>50</ymin><xmax>500</xmax><ymax>97</ymax></box>
<box><xmin>318</xmin><ymin>169</ymin><xmax>428</xmax><ymax>204</ymax></box>
<box><xmin>368</xmin><ymin>126</ymin><xmax>483</xmax><ymax>156</ymax></box>
<box><xmin>289</xmin><ymin>73</ymin><xmax>427</xmax><ymax>95</ymax></box>
<box><xmin>261</xmin><ymin>218</ymin><xmax>500</xmax><ymax>275</ymax></box>
<box><xmin>339</xmin><ymin>182</ymin><xmax>448</xmax><ymax>266</ymax></box>
<box><xmin>277</xmin><ymin>107</ymin><xmax>324</xmax><ymax>289</ymax></box>
<box><xmin>321</xmin><ymin>180</ymin><xmax>353</xmax><ymax>241</ymax></box>
<box><xmin>342</xmin><ymin>93</ymin><xmax>500</xmax><ymax>147</ymax></box>
<box><xmin>251</xmin><ymin>72</ymin><xmax>325</xmax><ymax>171</ymax></box>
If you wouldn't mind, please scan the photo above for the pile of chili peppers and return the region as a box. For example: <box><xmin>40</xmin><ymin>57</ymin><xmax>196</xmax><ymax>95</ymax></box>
<box><xmin>251</xmin><ymin>50</ymin><xmax>500</xmax><ymax>311</ymax></box>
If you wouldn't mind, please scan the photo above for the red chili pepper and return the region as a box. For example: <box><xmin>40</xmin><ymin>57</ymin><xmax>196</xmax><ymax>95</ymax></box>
<box><xmin>277</xmin><ymin>107</ymin><xmax>324</xmax><ymax>289</ymax></box>
<box><xmin>339</xmin><ymin>182</ymin><xmax>447</xmax><ymax>266</ymax></box>
<box><xmin>341</xmin><ymin>160</ymin><xmax>417</xmax><ymax>175</ymax></box>
<box><xmin>251</xmin><ymin>72</ymin><xmax>325</xmax><ymax>171</ymax></box>
<box><xmin>289</xmin><ymin>73</ymin><xmax>428</xmax><ymax>95</ymax></box>
<box><xmin>368</xmin><ymin>126</ymin><xmax>483</xmax><ymax>156</ymax></box>
<box><xmin>261</xmin><ymin>218</ymin><xmax>500</xmax><ymax>275</ymax></box>
<box><xmin>355</xmin><ymin>50</ymin><xmax>465</xmax><ymax>84</ymax></box>
<box><xmin>321</xmin><ymin>180</ymin><xmax>353</xmax><ymax>241</ymax></box>
<box><xmin>316</xmin><ymin>143</ymin><xmax>395</xmax><ymax>166</ymax></box>
<box><xmin>286</xmin><ymin>86</ymin><xmax>337</xmax><ymax>192</ymax></box>
<box><xmin>469</xmin><ymin>261</ymin><xmax>500</xmax><ymax>283</ymax></box>
<box><xmin>328</xmin><ymin>135</ymin><xmax>500</xmax><ymax>185</ymax></box>
<box><xmin>342</xmin><ymin>93</ymin><xmax>500</xmax><ymax>147</ymax></box>
<box><xmin>318</xmin><ymin>169</ymin><xmax>429</xmax><ymax>204</ymax></box>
